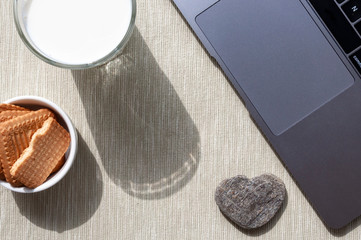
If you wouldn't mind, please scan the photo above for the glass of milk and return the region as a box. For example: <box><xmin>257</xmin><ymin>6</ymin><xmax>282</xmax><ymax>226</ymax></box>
<box><xmin>13</xmin><ymin>0</ymin><xmax>136</xmax><ymax>69</ymax></box>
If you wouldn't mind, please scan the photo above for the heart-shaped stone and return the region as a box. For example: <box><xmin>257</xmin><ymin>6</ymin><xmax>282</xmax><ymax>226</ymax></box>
<box><xmin>215</xmin><ymin>174</ymin><xmax>286</xmax><ymax>229</ymax></box>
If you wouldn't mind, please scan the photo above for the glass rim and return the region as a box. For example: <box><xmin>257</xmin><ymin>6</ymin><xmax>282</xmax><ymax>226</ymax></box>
<box><xmin>13</xmin><ymin>0</ymin><xmax>137</xmax><ymax>70</ymax></box>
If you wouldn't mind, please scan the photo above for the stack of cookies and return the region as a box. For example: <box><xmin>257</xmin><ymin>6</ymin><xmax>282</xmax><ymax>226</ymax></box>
<box><xmin>0</xmin><ymin>103</ymin><xmax>70</xmax><ymax>188</ymax></box>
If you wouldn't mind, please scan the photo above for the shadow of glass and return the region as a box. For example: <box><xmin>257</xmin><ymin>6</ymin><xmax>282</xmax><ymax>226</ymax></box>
<box><xmin>12</xmin><ymin>134</ymin><xmax>103</xmax><ymax>232</ymax></box>
<box><xmin>71</xmin><ymin>27</ymin><xmax>201</xmax><ymax>200</ymax></box>
<box><xmin>221</xmin><ymin>192</ymin><xmax>288</xmax><ymax>236</ymax></box>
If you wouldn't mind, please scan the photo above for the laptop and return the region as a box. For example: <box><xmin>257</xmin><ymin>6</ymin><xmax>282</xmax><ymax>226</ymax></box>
<box><xmin>172</xmin><ymin>0</ymin><xmax>361</xmax><ymax>229</ymax></box>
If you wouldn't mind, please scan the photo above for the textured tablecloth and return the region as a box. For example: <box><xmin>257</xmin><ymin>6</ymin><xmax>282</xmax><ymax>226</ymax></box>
<box><xmin>0</xmin><ymin>0</ymin><xmax>360</xmax><ymax>239</ymax></box>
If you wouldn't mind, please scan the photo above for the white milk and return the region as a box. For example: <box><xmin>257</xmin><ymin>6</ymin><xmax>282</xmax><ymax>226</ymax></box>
<box><xmin>22</xmin><ymin>0</ymin><xmax>132</xmax><ymax>65</ymax></box>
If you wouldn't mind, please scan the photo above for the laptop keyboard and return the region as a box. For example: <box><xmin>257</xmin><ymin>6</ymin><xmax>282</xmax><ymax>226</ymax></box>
<box><xmin>309</xmin><ymin>0</ymin><xmax>361</xmax><ymax>74</ymax></box>
<box><xmin>342</xmin><ymin>0</ymin><xmax>361</xmax><ymax>22</ymax></box>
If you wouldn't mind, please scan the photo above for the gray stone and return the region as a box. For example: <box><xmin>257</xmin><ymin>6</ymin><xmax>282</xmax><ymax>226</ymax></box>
<box><xmin>215</xmin><ymin>174</ymin><xmax>286</xmax><ymax>229</ymax></box>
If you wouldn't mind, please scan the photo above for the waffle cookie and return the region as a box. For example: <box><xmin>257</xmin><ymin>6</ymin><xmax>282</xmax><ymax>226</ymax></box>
<box><xmin>0</xmin><ymin>111</ymin><xmax>30</xmax><ymax>180</ymax></box>
<box><xmin>52</xmin><ymin>156</ymin><xmax>65</xmax><ymax>174</ymax></box>
<box><xmin>0</xmin><ymin>109</ymin><xmax>54</xmax><ymax>186</ymax></box>
<box><xmin>0</xmin><ymin>104</ymin><xmax>28</xmax><ymax>113</ymax></box>
<box><xmin>11</xmin><ymin>117</ymin><xmax>70</xmax><ymax>188</ymax></box>
<box><xmin>0</xmin><ymin>111</ymin><xmax>30</xmax><ymax>123</ymax></box>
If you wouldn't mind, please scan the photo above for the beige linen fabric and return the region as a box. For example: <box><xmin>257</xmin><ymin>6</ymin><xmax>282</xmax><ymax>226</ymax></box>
<box><xmin>0</xmin><ymin>0</ymin><xmax>360</xmax><ymax>239</ymax></box>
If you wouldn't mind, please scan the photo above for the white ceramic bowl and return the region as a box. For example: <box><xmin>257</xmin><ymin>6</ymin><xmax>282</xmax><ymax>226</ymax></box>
<box><xmin>0</xmin><ymin>96</ymin><xmax>78</xmax><ymax>193</ymax></box>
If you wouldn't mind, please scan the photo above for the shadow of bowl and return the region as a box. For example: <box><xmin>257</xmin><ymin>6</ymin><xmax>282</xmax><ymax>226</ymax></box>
<box><xmin>12</xmin><ymin>134</ymin><xmax>103</xmax><ymax>232</ymax></box>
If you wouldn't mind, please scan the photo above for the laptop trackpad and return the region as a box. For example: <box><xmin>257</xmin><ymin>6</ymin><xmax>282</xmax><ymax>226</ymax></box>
<box><xmin>196</xmin><ymin>0</ymin><xmax>354</xmax><ymax>135</ymax></box>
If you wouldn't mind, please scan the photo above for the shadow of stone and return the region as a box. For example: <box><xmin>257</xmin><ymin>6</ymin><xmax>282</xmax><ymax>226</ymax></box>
<box><xmin>12</xmin><ymin>134</ymin><xmax>103</xmax><ymax>232</ymax></box>
<box><xmin>71</xmin><ymin>27</ymin><xmax>201</xmax><ymax>200</ymax></box>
